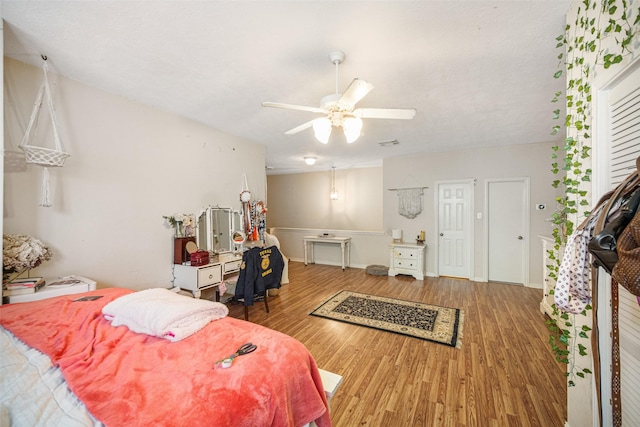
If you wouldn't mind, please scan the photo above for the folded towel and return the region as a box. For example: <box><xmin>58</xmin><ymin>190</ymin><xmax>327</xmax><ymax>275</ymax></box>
<box><xmin>102</xmin><ymin>288</ymin><xmax>228</xmax><ymax>342</ymax></box>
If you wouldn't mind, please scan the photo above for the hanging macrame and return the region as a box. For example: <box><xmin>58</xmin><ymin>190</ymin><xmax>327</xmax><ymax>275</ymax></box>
<box><xmin>19</xmin><ymin>57</ymin><xmax>70</xmax><ymax>207</ymax></box>
<box><xmin>240</xmin><ymin>173</ymin><xmax>252</xmax><ymax>237</ymax></box>
<box><xmin>390</xmin><ymin>187</ymin><xmax>427</xmax><ymax>219</ymax></box>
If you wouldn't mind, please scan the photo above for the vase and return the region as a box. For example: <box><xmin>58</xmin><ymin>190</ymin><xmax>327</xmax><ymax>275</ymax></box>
<box><xmin>175</xmin><ymin>222</ymin><xmax>184</xmax><ymax>238</ymax></box>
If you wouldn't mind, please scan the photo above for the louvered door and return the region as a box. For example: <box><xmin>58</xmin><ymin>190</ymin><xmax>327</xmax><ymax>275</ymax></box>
<box><xmin>605</xmin><ymin>63</ymin><xmax>640</xmax><ymax>425</ymax></box>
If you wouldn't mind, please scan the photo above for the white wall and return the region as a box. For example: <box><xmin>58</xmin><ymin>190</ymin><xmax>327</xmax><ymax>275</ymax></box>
<box><xmin>268</xmin><ymin>167</ymin><xmax>383</xmax><ymax>231</ymax></box>
<box><xmin>267</xmin><ymin>142</ymin><xmax>558</xmax><ymax>284</ymax></box>
<box><xmin>0</xmin><ymin>21</ymin><xmax>4</xmax><ymax>262</ymax></box>
<box><xmin>267</xmin><ymin>166</ymin><xmax>386</xmax><ymax>268</ymax></box>
<box><xmin>385</xmin><ymin>143</ymin><xmax>557</xmax><ymax>284</ymax></box>
<box><xmin>3</xmin><ymin>58</ymin><xmax>266</xmax><ymax>290</ymax></box>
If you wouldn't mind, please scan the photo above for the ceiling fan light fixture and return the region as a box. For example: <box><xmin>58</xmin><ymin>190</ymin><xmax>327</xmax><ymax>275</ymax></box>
<box><xmin>313</xmin><ymin>117</ymin><xmax>332</xmax><ymax>144</ymax></box>
<box><xmin>342</xmin><ymin>117</ymin><xmax>363</xmax><ymax>143</ymax></box>
<box><xmin>304</xmin><ymin>156</ymin><xmax>317</xmax><ymax>165</ymax></box>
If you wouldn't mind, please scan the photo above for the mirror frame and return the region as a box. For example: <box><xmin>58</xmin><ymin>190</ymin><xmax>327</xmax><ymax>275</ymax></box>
<box><xmin>196</xmin><ymin>206</ymin><xmax>242</xmax><ymax>254</ymax></box>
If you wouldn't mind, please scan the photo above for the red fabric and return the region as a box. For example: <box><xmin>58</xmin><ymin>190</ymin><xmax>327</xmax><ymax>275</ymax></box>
<box><xmin>0</xmin><ymin>288</ymin><xmax>331</xmax><ymax>427</ymax></box>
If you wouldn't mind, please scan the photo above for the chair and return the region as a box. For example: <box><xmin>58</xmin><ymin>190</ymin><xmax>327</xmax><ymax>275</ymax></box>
<box><xmin>244</xmin><ymin>292</ymin><xmax>269</xmax><ymax>321</ymax></box>
<box><xmin>235</xmin><ymin>245</ymin><xmax>284</xmax><ymax>321</ymax></box>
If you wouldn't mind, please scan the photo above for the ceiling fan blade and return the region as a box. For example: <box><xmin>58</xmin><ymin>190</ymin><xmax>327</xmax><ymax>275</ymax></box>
<box><xmin>262</xmin><ymin>101</ymin><xmax>326</xmax><ymax>114</ymax></box>
<box><xmin>352</xmin><ymin>108</ymin><xmax>417</xmax><ymax>120</ymax></box>
<box><xmin>284</xmin><ymin>119</ymin><xmax>316</xmax><ymax>135</ymax></box>
<box><xmin>337</xmin><ymin>78</ymin><xmax>374</xmax><ymax>110</ymax></box>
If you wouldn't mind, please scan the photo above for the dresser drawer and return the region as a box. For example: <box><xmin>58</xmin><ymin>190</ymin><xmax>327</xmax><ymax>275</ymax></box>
<box><xmin>394</xmin><ymin>259</ymin><xmax>417</xmax><ymax>269</ymax></box>
<box><xmin>174</xmin><ymin>263</ymin><xmax>222</xmax><ymax>292</ymax></box>
<box><xmin>393</xmin><ymin>247</ymin><xmax>419</xmax><ymax>259</ymax></box>
<box><xmin>197</xmin><ymin>264</ymin><xmax>222</xmax><ymax>288</ymax></box>
<box><xmin>223</xmin><ymin>259</ymin><xmax>242</xmax><ymax>274</ymax></box>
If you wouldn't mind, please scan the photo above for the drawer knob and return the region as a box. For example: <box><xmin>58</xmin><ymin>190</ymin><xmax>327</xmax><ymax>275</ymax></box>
<box><xmin>209</xmin><ymin>274</ymin><xmax>213</xmax><ymax>279</ymax></box>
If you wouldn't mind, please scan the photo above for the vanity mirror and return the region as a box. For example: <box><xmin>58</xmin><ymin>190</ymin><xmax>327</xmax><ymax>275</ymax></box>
<box><xmin>196</xmin><ymin>207</ymin><xmax>243</xmax><ymax>254</ymax></box>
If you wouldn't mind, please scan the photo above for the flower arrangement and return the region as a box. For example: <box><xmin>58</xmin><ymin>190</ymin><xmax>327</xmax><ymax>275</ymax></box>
<box><xmin>163</xmin><ymin>213</ymin><xmax>195</xmax><ymax>237</ymax></box>
<box><xmin>3</xmin><ymin>234</ymin><xmax>53</xmax><ymax>280</ymax></box>
<box><xmin>163</xmin><ymin>213</ymin><xmax>186</xmax><ymax>227</ymax></box>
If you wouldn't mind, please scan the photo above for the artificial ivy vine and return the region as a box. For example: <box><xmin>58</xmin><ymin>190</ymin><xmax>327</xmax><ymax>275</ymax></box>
<box><xmin>546</xmin><ymin>0</ymin><xmax>639</xmax><ymax>387</ymax></box>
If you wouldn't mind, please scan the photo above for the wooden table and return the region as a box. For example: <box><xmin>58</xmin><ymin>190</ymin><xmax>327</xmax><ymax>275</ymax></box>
<box><xmin>303</xmin><ymin>236</ymin><xmax>351</xmax><ymax>270</ymax></box>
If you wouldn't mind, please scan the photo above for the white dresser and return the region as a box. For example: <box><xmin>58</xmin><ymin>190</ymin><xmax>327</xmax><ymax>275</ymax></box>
<box><xmin>174</xmin><ymin>263</ymin><xmax>223</xmax><ymax>299</ymax></box>
<box><xmin>173</xmin><ymin>253</ymin><xmax>242</xmax><ymax>299</ymax></box>
<box><xmin>388</xmin><ymin>243</ymin><xmax>426</xmax><ymax>280</ymax></box>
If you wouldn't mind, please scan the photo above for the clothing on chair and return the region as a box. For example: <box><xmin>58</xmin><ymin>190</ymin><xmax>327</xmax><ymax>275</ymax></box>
<box><xmin>234</xmin><ymin>246</ymin><xmax>284</xmax><ymax>306</ymax></box>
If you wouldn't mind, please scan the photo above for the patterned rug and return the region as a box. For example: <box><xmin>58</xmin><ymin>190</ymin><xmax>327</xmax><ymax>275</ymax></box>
<box><xmin>310</xmin><ymin>290</ymin><xmax>463</xmax><ymax>348</ymax></box>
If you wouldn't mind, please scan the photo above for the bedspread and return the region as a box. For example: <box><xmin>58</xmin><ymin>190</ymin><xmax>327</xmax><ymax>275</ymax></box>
<box><xmin>0</xmin><ymin>288</ymin><xmax>331</xmax><ymax>427</ymax></box>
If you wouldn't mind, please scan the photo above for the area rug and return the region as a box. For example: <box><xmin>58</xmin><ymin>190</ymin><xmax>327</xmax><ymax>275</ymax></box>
<box><xmin>310</xmin><ymin>290</ymin><xmax>463</xmax><ymax>348</ymax></box>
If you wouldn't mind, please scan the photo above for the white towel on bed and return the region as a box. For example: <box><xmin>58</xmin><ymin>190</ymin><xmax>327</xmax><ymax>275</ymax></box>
<box><xmin>102</xmin><ymin>288</ymin><xmax>228</xmax><ymax>342</ymax></box>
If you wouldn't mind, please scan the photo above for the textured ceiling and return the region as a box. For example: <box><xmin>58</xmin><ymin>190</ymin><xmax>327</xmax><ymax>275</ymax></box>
<box><xmin>1</xmin><ymin>1</ymin><xmax>570</xmax><ymax>174</ymax></box>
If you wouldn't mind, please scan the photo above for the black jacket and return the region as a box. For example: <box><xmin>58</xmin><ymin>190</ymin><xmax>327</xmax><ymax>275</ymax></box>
<box><xmin>234</xmin><ymin>246</ymin><xmax>284</xmax><ymax>306</ymax></box>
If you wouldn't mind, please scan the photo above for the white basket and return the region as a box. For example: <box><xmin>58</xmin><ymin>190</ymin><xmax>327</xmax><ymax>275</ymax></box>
<box><xmin>21</xmin><ymin>145</ymin><xmax>70</xmax><ymax>167</ymax></box>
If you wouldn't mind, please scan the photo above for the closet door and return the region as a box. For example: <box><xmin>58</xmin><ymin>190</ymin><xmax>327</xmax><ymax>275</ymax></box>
<box><xmin>604</xmin><ymin>63</ymin><xmax>640</xmax><ymax>425</ymax></box>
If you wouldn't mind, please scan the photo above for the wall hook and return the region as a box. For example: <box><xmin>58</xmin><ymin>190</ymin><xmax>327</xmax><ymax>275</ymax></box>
<box><xmin>41</xmin><ymin>54</ymin><xmax>47</xmax><ymax>61</ymax></box>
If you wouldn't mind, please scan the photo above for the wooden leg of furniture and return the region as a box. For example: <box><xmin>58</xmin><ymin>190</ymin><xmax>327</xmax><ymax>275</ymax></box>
<box><xmin>244</xmin><ymin>292</ymin><xmax>269</xmax><ymax>322</ymax></box>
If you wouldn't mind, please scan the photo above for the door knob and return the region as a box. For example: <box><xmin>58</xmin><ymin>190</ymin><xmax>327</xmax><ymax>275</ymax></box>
<box><xmin>518</xmin><ymin>236</ymin><xmax>523</xmax><ymax>240</ymax></box>
<box><xmin>439</xmin><ymin>233</ymin><xmax>444</xmax><ymax>236</ymax></box>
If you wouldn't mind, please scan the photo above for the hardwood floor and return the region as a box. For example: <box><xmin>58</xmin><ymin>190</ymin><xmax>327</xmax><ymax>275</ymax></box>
<box><xmin>223</xmin><ymin>261</ymin><xmax>567</xmax><ymax>426</ymax></box>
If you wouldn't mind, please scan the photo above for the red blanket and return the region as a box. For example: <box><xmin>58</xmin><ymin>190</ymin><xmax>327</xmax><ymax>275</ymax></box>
<box><xmin>0</xmin><ymin>288</ymin><xmax>331</xmax><ymax>427</ymax></box>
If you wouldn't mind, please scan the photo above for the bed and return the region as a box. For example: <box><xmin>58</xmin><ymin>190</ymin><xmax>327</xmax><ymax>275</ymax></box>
<box><xmin>0</xmin><ymin>287</ymin><xmax>331</xmax><ymax>427</ymax></box>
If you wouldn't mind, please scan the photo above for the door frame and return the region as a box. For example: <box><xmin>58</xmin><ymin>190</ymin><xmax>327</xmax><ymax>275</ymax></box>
<box><xmin>434</xmin><ymin>178</ymin><xmax>475</xmax><ymax>279</ymax></box>
<box><xmin>482</xmin><ymin>177</ymin><xmax>530</xmax><ymax>285</ymax></box>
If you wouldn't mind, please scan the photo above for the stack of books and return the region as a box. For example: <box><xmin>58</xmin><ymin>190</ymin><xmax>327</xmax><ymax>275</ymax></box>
<box><xmin>3</xmin><ymin>277</ymin><xmax>46</xmax><ymax>296</ymax></box>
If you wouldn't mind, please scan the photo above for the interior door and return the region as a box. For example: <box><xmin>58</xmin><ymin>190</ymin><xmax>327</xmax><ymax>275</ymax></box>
<box><xmin>487</xmin><ymin>179</ymin><xmax>529</xmax><ymax>284</ymax></box>
<box><xmin>438</xmin><ymin>182</ymin><xmax>471</xmax><ymax>278</ymax></box>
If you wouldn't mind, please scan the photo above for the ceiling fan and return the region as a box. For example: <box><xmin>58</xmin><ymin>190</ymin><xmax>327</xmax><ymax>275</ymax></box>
<box><xmin>262</xmin><ymin>51</ymin><xmax>417</xmax><ymax>144</ymax></box>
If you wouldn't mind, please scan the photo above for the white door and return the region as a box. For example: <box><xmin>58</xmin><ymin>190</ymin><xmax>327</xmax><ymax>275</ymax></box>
<box><xmin>486</xmin><ymin>179</ymin><xmax>529</xmax><ymax>284</ymax></box>
<box><xmin>437</xmin><ymin>182</ymin><xmax>472</xmax><ymax>278</ymax></box>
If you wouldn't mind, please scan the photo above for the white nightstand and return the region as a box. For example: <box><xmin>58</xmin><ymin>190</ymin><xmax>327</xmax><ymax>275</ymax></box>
<box><xmin>388</xmin><ymin>243</ymin><xmax>426</xmax><ymax>280</ymax></box>
<box><xmin>5</xmin><ymin>276</ymin><xmax>97</xmax><ymax>304</ymax></box>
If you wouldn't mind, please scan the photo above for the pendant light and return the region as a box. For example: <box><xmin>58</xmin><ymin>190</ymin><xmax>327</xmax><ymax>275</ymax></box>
<box><xmin>330</xmin><ymin>166</ymin><xmax>338</xmax><ymax>200</ymax></box>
